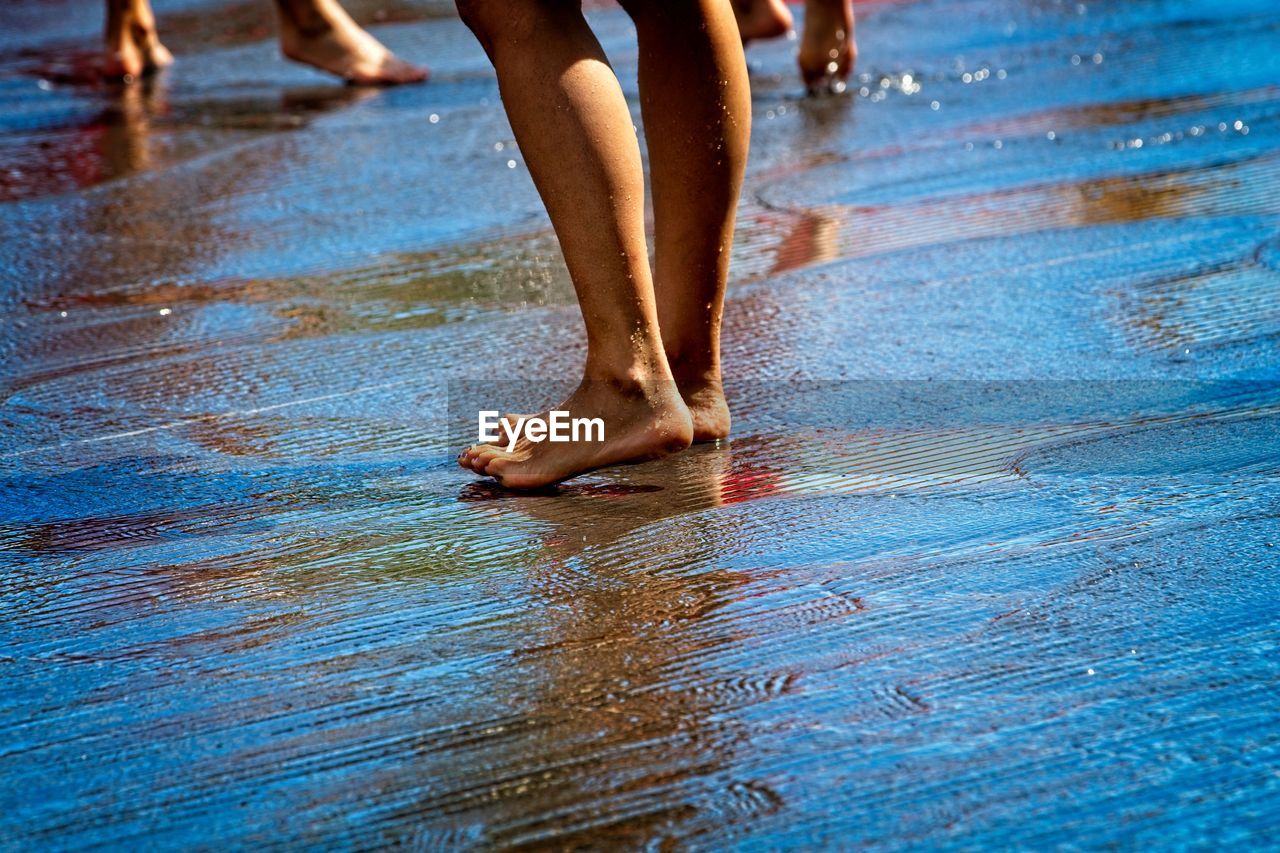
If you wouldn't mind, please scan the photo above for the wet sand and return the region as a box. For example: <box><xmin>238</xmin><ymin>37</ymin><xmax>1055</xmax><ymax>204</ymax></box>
<box><xmin>2</xmin><ymin>0</ymin><xmax>1279</xmax><ymax>847</ymax></box>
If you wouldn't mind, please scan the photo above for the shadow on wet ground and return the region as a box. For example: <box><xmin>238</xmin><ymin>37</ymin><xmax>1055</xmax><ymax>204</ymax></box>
<box><xmin>1</xmin><ymin>0</ymin><xmax>1278</xmax><ymax>847</ymax></box>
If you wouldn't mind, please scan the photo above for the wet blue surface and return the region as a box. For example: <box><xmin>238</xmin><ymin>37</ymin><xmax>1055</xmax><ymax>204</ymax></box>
<box><xmin>1</xmin><ymin>0</ymin><xmax>1279</xmax><ymax>847</ymax></box>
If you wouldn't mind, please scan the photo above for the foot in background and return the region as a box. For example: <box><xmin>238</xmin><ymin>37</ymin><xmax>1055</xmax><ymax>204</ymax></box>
<box><xmin>798</xmin><ymin>0</ymin><xmax>856</xmax><ymax>93</ymax></box>
<box><xmin>732</xmin><ymin>0</ymin><xmax>794</xmax><ymax>43</ymax></box>
<box><xmin>103</xmin><ymin>0</ymin><xmax>174</xmax><ymax>79</ymax></box>
<box><xmin>277</xmin><ymin>0</ymin><xmax>428</xmax><ymax>85</ymax></box>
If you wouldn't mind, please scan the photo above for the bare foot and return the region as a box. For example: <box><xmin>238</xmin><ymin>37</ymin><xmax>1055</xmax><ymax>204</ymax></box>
<box><xmin>459</xmin><ymin>378</ymin><xmax>694</xmax><ymax>490</ymax></box>
<box><xmin>103</xmin><ymin>0</ymin><xmax>174</xmax><ymax>80</ymax></box>
<box><xmin>491</xmin><ymin>372</ymin><xmax>729</xmax><ymax>447</ymax></box>
<box><xmin>733</xmin><ymin>0</ymin><xmax>794</xmax><ymax>44</ymax></box>
<box><xmin>798</xmin><ymin>0</ymin><xmax>856</xmax><ymax>94</ymax></box>
<box><xmin>277</xmin><ymin>0</ymin><xmax>428</xmax><ymax>86</ymax></box>
<box><xmin>675</xmin><ymin>376</ymin><xmax>731</xmax><ymax>443</ymax></box>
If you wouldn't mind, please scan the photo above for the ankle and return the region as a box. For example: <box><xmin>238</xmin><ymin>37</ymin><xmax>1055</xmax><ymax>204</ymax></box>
<box><xmin>583</xmin><ymin>359</ymin><xmax>690</xmax><ymax>404</ymax></box>
<box><xmin>665</xmin><ymin>349</ymin><xmax>721</xmax><ymax>387</ymax></box>
<box><xmin>278</xmin><ymin>0</ymin><xmax>337</xmax><ymax>38</ymax></box>
<box><xmin>582</xmin><ymin>367</ymin><xmax>672</xmax><ymax>397</ymax></box>
<box><xmin>583</xmin><ymin>339</ymin><xmax>675</xmax><ymax>385</ymax></box>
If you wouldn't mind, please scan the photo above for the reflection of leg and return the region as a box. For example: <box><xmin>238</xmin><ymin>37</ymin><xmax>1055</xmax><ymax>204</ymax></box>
<box><xmin>798</xmin><ymin>0</ymin><xmax>856</xmax><ymax>94</ymax></box>
<box><xmin>770</xmin><ymin>207</ymin><xmax>842</xmax><ymax>274</ymax></box>
<box><xmin>457</xmin><ymin>1</ymin><xmax>691</xmax><ymax>489</ymax></box>
<box><xmin>623</xmin><ymin>0</ymin><xmax>750</xmax><ymax>442</ymax></box>
<box><xmin>731</xmin><ymin>0</ymin><xmax>793</xmax><ymax>43</ymax></box>
<box><xmin>276</xmin><ymin>0</ymin><xmax>428</xmax><ymax>85</ymax></box>
<box><xmin>101</xmin><ymin>79</ymin><xmax>164</xmax><ymax>175</ymax></box>
<box><xmin>103</xmin><ymin>0</ymin><xmax>173</xmax><ymax>79</ymax></box>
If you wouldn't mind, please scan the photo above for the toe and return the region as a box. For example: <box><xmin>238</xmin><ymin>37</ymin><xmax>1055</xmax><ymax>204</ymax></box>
<box><xmin>458</xmin><ymin>444</ymin><xmax>493</xmax><ymax>471</ymax></box>
<box><xmin>484</xmin><ymin>456</ymin><xmax>536</xmax><ymax>490</ymax></box>
<box><xmin>395</xmin><ymin>61</ymin><xmax>429</xmax><ymax>84</ymax></box>
<box><xmin>472</xmin><ymin>445</ymin><xmax>512</xmax><ymax>475</ymax></box>
<box><xmin>149</xmin><ymin>42</ymin><xmax>175</xmax><ymax>70</ymax></box>
<box><xmin>800</xmin><ymin>65</ymin><xmax>828</xmax><ymax>94</ymax></box>
<box><xmin>484</xmin><ymin>456</ymin><xmax>511</xmax><ymax>483</ymax></box>
<box><xmin>369</xmin><ymin>55</ymin><xmax>428</xmax><ymax>86</ymax></box>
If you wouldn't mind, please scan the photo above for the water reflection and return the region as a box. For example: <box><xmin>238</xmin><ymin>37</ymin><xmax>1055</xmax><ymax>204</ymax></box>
<box><xmin>441</xmin><ymin>446</ymin><xmax>782</xmax><ymax>843</ymax></box>
<box><xmin>1</xmin><ymin>80</ymin><xmax>379</xmax><ymax>439</ymax></box>
<box><xmin>0</xmin><ymin>76</ymin><xmax>169</xmax><ymax>202</ymax></box>
<box><xmin>457</xmin><ymin>443</ymin><xmax>736</xmax><ymax>554</ymax></box>
<box><xmin>1</xmin><ymin>75</ymin><xmax>374</xmax><ymax>201</ymax></box>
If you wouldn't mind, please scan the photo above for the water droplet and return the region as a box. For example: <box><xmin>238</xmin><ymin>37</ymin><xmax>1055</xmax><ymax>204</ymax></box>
<box><xmin>1086</xmin><ymin>668</ymin><xmax>1095</xmax><ymax>675</ymax></box>
<box><xmin>930</xmin><ymin>100</ymin><xmax>940</xmax><ymax>110</ymax></box>
<box><xmin>429</xmin><ymin>113</ymin><xmax>440</xmax><ymax>124</ymax></box>
<box><xmin>494</xmin><ymin>142</ymin><xmax>504</xmax><ymax>151</ymax></box>
<box><xmin>1071</xmin><ymin>54</ymin><xmax>1082</xmax><ymax>66</ymax></box>
<box><xmin>158</xmin><ymin>308</ymin><xmax>171</xmax><ymax>316</ymax></box>
<box><xmin>1046</xmin><ymin>130</ymin><xmax>1057</xmax><ymax>140</ymax></box>
<box><xmin>507</xmin><ymin>160</ymin><xmax>517</xmax><ymax>169</ymax></box>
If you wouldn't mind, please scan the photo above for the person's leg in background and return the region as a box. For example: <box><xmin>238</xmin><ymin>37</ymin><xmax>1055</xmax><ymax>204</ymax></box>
<box><xmin>275</xmin><ymin>0</ymin><xmax>427</xmax><ymax>84</ymax></box>
<box><xmin>798</xmin><ymin>0</ymin><xmax>856</xmax><ymax>93</ymax></box>
<box><xmin>104</xmin><ymin>0</ymin><xmax>173</xmax><ymax>78</ymax></box>
<box><xmin>730</xmin><ymin>0</ymin><xmax>856</xmax><ymax>92</ymax></box>
<box><xmin>732</xmin><ymin>0</ymin><xmax>793</xmax><ymax>43</ymax></box>
<box><xmin>103</xmin><ymin>0</ymin><xmax>427</xmax><ymax>84</ymax></box>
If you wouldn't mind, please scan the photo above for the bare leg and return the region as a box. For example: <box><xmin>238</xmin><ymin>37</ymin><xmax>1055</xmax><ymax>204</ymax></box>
<box><xmin>732</xmin><ymin>0</ymin><xmax>793</xmax><ymax>43</ymax></box>
<box><xmin>457</xmin><ymin>1</ymin><xmax>692</xmax><ymax>489</ymax></box>
<box><xmin>276</xmin><ymin>0</ymin><xmax>428</xmax><ymax>85</ymax></box>
<box><xmin>103</xmin><ymin>0</ymin><xmax>173</xmax><ymax>79</ymax></box>
<box><xmin>623</xmin><ymin>0</ymin><xmax>751</xmax><ymax>442</ymax></box>
<box><xmin>489</xmin><ymin>0</ymin><xmax>750</xmax><ymax>443</ymax></box>
<box><xmin>798</xmin><ymin>0</ymin><xmax>856</xmax><ymax>93</ymax></box>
